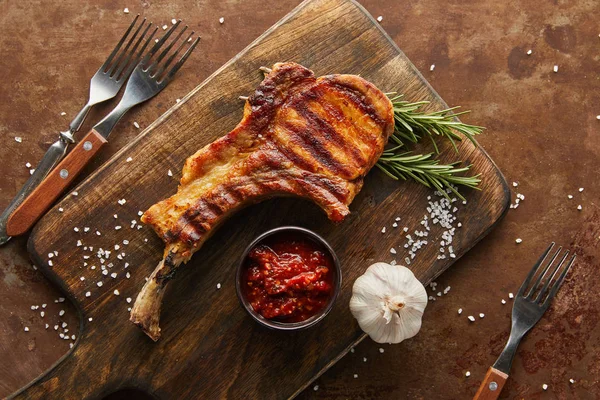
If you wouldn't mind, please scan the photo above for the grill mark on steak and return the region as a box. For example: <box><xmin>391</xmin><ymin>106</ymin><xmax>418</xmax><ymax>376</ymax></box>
<box><xmin>324</xmin><ymin>78</ymin><xmax>388</xmax><ymax>127</ymax></box>
<box><xmin>298</xmin><ymin>101</ymin><xmax>367</xmax><ymax>169</ymax></box>
<box><xmin>280</xmin><ymin>120</ymin><xmax>352</xmax><ymax>178</ymax></box>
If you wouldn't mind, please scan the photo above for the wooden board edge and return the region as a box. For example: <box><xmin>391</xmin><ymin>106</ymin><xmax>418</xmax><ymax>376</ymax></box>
<box><xmin>289</xmin><ymin>188</ymin><xmax>511</xmax><ymax>399</ymax></box>
<box><xmin>286</xmin><ymin>0</ymin><xmax>512</xmax><ymax>398</ymax></box>
<box><xmin>7</xmin><ymin>240</ymin><xmax>86</xmax><ymax>399</ymax></box>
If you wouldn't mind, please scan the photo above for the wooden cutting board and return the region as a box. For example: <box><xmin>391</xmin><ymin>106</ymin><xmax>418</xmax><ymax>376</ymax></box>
<box><xmin>16</xmin><ymin>0</ymin><xmax>509</xmax><ymax>398</ymax></box>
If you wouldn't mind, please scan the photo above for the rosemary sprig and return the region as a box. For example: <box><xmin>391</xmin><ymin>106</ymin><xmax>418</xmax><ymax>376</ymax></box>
<box><xmin>376</xmin><ymin>148</ymin><xmax>481</xmax><ymax>201</ymax></box>
<box><xmin>387</xmin><ymin>94</ymin><xmax>484</xmax><ymax>154</ymax></box>
<box><xmin>374</xmin><ymin>93</ymin><xmax>484</xmax><ymax>199</ymax></box>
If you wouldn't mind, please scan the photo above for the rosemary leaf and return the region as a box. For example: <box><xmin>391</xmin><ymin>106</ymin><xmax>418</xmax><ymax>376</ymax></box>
<box><xmin>387</xmin><ymin>94</ymin><xmax>484</xmax><ymax>152</ymax></box>
<box><xmin>376</xmin><ymin>151</ymin><xmax>481</xmax><ymax>201</ymax></box>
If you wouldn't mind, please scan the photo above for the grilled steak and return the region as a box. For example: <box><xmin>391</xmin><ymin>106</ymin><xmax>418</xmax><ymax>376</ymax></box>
<box><xmin>130</xmin><ymin>62</ymin><xmax>394</xmax><ymax>340</ymax></box>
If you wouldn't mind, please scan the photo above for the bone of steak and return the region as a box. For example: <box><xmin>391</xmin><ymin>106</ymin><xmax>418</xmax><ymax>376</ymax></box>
<box><xmin>130</xmin><ymin>62</ymin><xmax>394</xmax><ymax>341</ymax></box>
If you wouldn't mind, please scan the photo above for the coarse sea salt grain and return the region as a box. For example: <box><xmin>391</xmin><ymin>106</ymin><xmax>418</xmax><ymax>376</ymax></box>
<box><xmin>133</xmin><ymin>122</ymin><xmax>140</xmax><ymax>129</ymax></box>
<box><xmin>126</xmin><ymin>297</ymin><xmax>132</xmax><ymax>303</ymax></box>
<box><xmin>430</xmin><ymin>64</ymin><xmax>435</xmax><ymax>71</ymax></box>
<box><xmin>162</xmin><ymin>24</ymin><xmax>168</xmax><ymax>30</ymax></box>
<box><xmin>516</xmin><ymin>238</ymin><xmax>522</xmax><ymax>244</ymax></box>
<box><xmin>458</xmin><ymin>308</ymin><xmax>463</xmax><ymax>314</ymax></box>
<box><xmin>465</xmin><ymin>371</ymin><xmax>471</xmax><ymax>377</ymax></box>
<box><xmin>15</xmin><ymin>136</ymin><xmax>22</xmax><ymax>143</ymax></box>
<box><xmin>501</xmin><ymin>299</ymin><xmax>506</xmax><ymax>304</ymax></box>
<box><xmin>468</xmin><ymin>315</ymin><xmax>475</xmax><ymax>322</ymax></box>
<box><xmin>171</xmin><ymin>18</ymin><xmax>177</xmax><ymax>25</ymax></box>
<box><xmin>479</xmin><ymin>313</ymin><xmax>485</xmax><ymax>318</ymax></box>
<box><xmin>577</xmin><ymin>205</ymin><xmax>582</xmax><ymax>211</ymax></box>
<box><xmin>509</xmin><ymin>292</ymin><xmax>514</xmax><ymax>299</ymax></box>
<box><xmin>579</xmin><ymin>187</ymin><xmax>584</xmax><ymax>192</ymax></box>
<box><xmin>219</xmin><ymin>17</ymin><xmax>224</xmax><ymax>24</ymax></box>
<box><xmin>126</xmin><ymin>157</ymin><xmax>133</xmax><ymax>162</ymax></box>
<box><xmin>553</xmin><ymin>65</ymin><xmax>559</xmax><ymax>73</ymax></box>
<box><xmin>527</xmin><ymin>49</ymin><xmax>532</xmax><ymax>55</ymax></box>
<box><xmin>379</xmin><ymin>348</ymin><xmax>385</xmax><ymax>353</ymax></box>
<box><xmin>114</xmin><ymin>289</ymin><xmax>120</xmax><ymax>296</ymax></box>
<box><xmin>542</xmin><ymin>384</ymin><xmax>548</xmax><ymax>390</ymax></box>
<box><xmin>217</xmin><ymin>283</ymin><xmax>222</xmax><ymax>289</ymax></box>
<box><xmin>123</xmin><ymin>7</ymin><xmax>129</xmax><ymax>13</ymax></box>
<box><xmin>390</xmin><ymin>247</ymin><xmax>396</xmax><ymax>255</ymax></box>
<box><xmin>381</xmin><ymin>227</ymin><xmax>386</xmax><ymax>234</ymax></box>
<box><xmin>168</xmin><ymin>169</ymin><xmax>173</xmax><ymax>177</ymax></box>
<box><xmin>376</xmin><ymin>15</ymin><xmax>383</xmax><ymax>22</ymax></box>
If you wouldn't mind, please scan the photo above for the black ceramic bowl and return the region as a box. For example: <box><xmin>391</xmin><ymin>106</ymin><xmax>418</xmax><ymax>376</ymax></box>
<box><xmin>235</xmin><ymin>226</ymin><xmax>342</xmax><ymax>331</ymax></box>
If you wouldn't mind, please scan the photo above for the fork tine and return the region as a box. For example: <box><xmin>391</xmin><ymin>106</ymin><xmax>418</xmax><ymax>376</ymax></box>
<box><xmin>517</xmin><ymin>242</ymin><xmax>554</xmax><ymax>297</ymax></box>
<box><xmin>162</xmin><ymin>36</ymin><xmax>200</xmax><ymax>83</ymax></box>
<box><xmin>107</xmin><ymin>18</ymin><xmax>147</xmax><ymax>77</ymax></box>
<box><xmin>525</xmin><ymin>246</ymin><xmax>562</xmax><ymax>298</ymax></box>
<box><xmin>153</xmin><ymin>31</ymin><xmax>194</xmax><ymax>81</ymax></box>
<box><xmin>543</xmin><ymin>254</ymin><xmax>576</xmax><ymax>306</ymax></box>
<box><xmin>101</xmin><ymin>15</ymin><xmax>139</xmax><ymax>73</ymax></box>
<box><xmin>534</xmin><ymin>250</ymin><xmax>569</xmax><ymax>302</ymax></box>
<box><xmin>122</xmin><ymin>26</ymin><xmax>158</xmax><ymax>80</ymax></box>
<box><xmin>141</xmin><ymin>21</ymin><xmax>181</xmax><ymax>69</ymax></box>
<box><xmin>148</xmin><ymin>25</ymin><xmax>187</xmax><ymax>76</ymax></box>
<box><xmin>113</xmin><ymin>20</ymin><xmax>153</xmax><ymax>81</ymax></box>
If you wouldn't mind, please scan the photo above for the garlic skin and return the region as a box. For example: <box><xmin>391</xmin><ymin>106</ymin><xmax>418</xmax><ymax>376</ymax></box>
<box><xmin>350</xmin><ymin>262</ymin><xmax>427</xmax><ymax>344</ymax></box>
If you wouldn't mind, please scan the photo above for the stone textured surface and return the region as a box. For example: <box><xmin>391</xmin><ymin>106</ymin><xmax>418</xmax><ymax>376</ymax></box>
<box><xmin>0</xmin><ymin>0</ymin><xmax>598</xmax><ymax>399</ymax></box>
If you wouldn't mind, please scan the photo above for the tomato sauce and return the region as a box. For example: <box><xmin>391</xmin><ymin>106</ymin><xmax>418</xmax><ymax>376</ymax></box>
<box><xmin>242</xmin><ymin>233</ymin><xmax>335</xmax><ymax>323</ymax></box>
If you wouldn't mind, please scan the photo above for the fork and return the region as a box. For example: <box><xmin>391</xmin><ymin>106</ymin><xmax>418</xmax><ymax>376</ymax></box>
<box><xmin>473</xmin><ymin>243</ymin><xmax>576</xmax><ymax>399</ymax></box>
<box><xmin>6</xmin><ymin>21</ymin><xmax>199</xmax><ymax>237</ymax></box>
<box><xmin>0</xmin><ymin>15</ymin><xmax>152</xmax><ymax>245</ymax></box>
<box><xmin>6</xmin><ymin>20</ymin><xmax>200</xmax><ymax>235</ymax></box>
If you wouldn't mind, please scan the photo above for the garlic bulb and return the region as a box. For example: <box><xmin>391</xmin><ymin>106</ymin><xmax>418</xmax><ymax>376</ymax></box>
<box><xmin>349</xmin><ymin>262</ymin><xmax>427</xmax><ymax>344</ymax></box>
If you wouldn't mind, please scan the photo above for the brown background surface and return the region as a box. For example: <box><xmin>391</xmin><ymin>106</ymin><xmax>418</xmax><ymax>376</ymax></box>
<box><xmin>0</xmin><ymin>0</ymin><xmax>598</xmax><ymax>399</ymax></box>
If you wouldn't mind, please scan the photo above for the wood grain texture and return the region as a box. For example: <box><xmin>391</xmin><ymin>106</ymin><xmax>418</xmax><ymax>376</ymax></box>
<box><xmin>473</xmin><ymin>367</ymin><xmax>508</xmax><ymax>400</ymax></box>
<box><xmin>15</xmin><ymin>0</ymin><xmax>509</xmax><ymax>398</ymax></box>
<box><xmin>7</xmin><ymin>129</ymin><xmax>107</xmax><ymax>236</ymax></box>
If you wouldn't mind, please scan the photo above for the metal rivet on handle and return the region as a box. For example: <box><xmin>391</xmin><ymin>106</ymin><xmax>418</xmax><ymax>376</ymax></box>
<box><xmin>83</xmin><ymin>141</ymin><xmax>93</xmax><ymax>151</ymax></box>
<box><xmin>489</xmin><ymin>382</ymin><xmax>498</xmax><ymax>391</ymax></box>
<box><xmin>59</xmin><ymin>169</ymin><xmax>69</xmax><ymax>179</ymax></box>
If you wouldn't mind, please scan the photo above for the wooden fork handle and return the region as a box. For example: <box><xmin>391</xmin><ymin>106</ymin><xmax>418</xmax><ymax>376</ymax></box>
<box><xmin>6</xmin><ymin>129</ymin><xmax>107</xmax><ymax>236</ymax></box>
<box><xmin>473</xmin><ymin>367</ymin><xmax>508</xmax><ymax>400</ymax></box>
